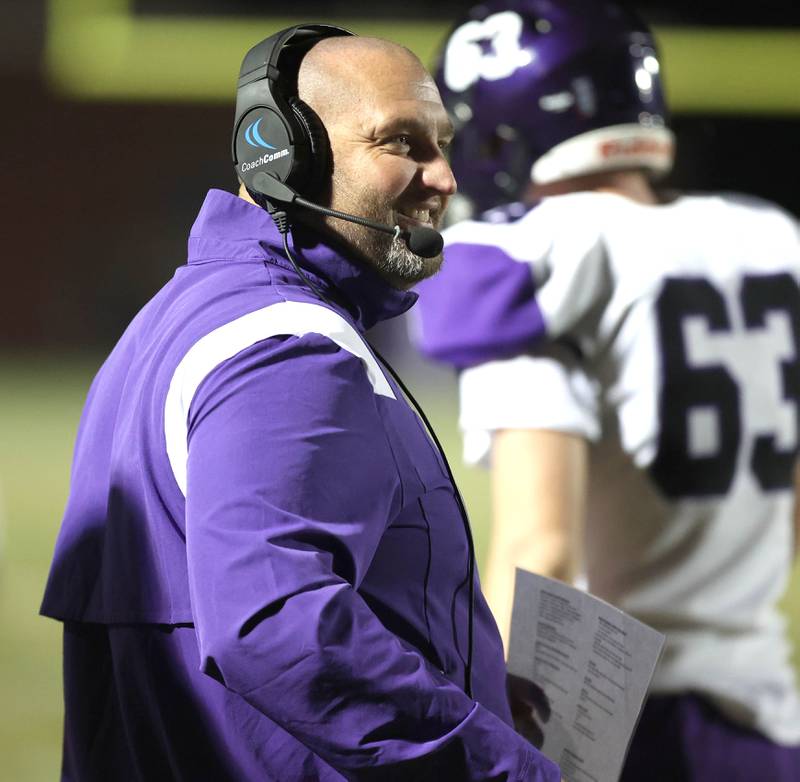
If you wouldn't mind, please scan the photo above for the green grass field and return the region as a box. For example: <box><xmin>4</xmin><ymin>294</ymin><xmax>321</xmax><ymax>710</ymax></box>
<box><xmin>1</xmin><ymin>354</ymin><xmax>798</xmax><ymax>781</ymax></box>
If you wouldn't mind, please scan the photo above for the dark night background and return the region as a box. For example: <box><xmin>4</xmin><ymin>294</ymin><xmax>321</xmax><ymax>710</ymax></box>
<box><xmin>1</xmin><ymin>0</ymin><xmax>799</xmax><ymax>351</ymax></box>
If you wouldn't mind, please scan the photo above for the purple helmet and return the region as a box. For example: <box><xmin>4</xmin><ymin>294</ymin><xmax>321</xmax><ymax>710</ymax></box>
<box><xmin>436</xmin><ymin>0</ymin><xmax>675</xmax><ymax>212</ymax></box>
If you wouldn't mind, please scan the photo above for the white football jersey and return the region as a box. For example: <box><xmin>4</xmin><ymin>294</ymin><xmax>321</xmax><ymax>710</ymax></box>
<box><xmin>415</xmin><ymin>190</ymin><xmax>800</xmax><ymax>743</ymax></box>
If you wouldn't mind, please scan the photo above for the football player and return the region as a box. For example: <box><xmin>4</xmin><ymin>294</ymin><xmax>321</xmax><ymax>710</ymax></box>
<box><xmin>414</xmin><ymin>1</ymin><xmax>800</xmax><ymax>779</ymax></box>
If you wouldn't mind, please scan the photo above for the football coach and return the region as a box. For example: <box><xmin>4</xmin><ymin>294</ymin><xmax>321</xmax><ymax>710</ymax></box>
<box><xmin>40</xmin><ymin>24</ymin><xmax>562</xmax><ymax>782</ymax></box>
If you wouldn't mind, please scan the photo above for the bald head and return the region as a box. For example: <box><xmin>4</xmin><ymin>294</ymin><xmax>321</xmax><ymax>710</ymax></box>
<box><xmin>297</xmin><ymin>36</ymin><xmax>431</xmax><ymax>127</ymax></box>
<box><xmin>285</xmin><ymin>32</ymin><xmax>455</xmax><ymax>288</ymax></box>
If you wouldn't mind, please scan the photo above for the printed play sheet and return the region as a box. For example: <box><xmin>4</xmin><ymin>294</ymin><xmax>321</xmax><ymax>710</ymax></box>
<box><xmin>507</xmin><ymin>569</ymin><xmax>665</xmax><ymax>782</ymax></box>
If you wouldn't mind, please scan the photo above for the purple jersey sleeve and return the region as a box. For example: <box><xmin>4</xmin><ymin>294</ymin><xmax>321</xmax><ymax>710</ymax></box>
<box><xmin>184</xmin><ymin>334</ymin><xmax>560</xmax><ymax>781</ymax></box>
<box><xmin>415</xmin><ymin>243</ymin><xmax>546</xmax><ymax>369</ymax></box>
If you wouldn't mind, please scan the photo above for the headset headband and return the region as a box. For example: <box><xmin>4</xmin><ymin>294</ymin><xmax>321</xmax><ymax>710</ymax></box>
<box><xmin>238</xmin><ymin>25</ymin><xmax>347</xmax><ymax>88</ymax></box>
<box><xmin>232</xmin><ymin>24</ymin><xmax>354</xmax><ymax>203</ymax></box>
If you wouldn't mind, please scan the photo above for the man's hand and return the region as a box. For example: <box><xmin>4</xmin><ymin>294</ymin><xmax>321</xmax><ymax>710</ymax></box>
<box><xmin>506</xmin><ymin>673</ymin><xmax>551</xmax><ymax>749</ymax></box>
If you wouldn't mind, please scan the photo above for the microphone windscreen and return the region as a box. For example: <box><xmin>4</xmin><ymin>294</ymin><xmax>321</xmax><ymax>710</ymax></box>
<box><xmin>406</xmin><ymin>226</ymin><xmax>444</xmax><ymax>258</ymax></box>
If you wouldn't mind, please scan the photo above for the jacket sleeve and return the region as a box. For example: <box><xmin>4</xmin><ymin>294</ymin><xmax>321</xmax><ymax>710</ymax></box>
<box><xmin>183</xmin><ymin>333</ymin><xmax>561</xmax><ymax>782</ymax></box>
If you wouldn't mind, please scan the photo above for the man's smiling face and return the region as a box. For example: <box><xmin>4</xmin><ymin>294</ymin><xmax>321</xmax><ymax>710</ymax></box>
<box><xmin>299</xmin><ymin>38</ymin><xmax>456</xmax><ymax>288</ymax></box>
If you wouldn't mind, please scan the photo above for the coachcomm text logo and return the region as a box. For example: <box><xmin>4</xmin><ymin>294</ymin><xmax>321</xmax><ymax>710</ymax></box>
<box><xmin>240</xmin><ymin>149</ymin><xmax>290</xmax><ymax>172</ymax></box>
<box><xmin>245</xmin><ymin>117</ymin><xmax>276</xmax><ymax>149</ymax></box>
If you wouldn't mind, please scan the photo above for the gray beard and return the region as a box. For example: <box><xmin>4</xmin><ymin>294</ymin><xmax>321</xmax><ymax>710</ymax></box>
<box><xmin>332</xmin><ymin>216</ymin><xmax>440</xmax><ymax>287</ymax></box>
<box><xmin>326</xmin><ymin>178</ymin><xmax>442</xmax><ymax>287</ymax></box>
<box><xmin>383</xmin><ymin>236</ymin><xmax>430</xmax><ymax>283</ymax></box>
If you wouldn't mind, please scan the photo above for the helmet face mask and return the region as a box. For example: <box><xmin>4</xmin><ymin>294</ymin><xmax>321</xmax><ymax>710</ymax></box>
<box><xmin>436</xmin><ymin>0</ymin><xmax>675</xmax><ymax>214</ymax></box>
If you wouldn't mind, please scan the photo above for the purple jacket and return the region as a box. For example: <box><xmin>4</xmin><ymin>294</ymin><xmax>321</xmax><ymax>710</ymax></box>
<box><xmin>41</xmin><ymin>190</ymin><xmax>559</xmax><ymax>781</ymax></box>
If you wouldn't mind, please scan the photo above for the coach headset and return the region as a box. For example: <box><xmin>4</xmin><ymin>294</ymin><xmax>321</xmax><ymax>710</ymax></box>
<box><xmin>232</xmin><ymin>23</ymin><xmax>443</xmax><ymax>259</ymax></box>
<box><xmin>230</xmin><ymin>24</ymin><xmax>475</xmax><ymax>697</ymax></box>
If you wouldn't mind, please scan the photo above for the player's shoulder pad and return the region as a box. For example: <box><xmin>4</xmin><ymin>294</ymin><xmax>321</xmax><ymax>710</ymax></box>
<box><xmin>713</xmin><ymin>190</ymin><xmax>800</xmax><ymax>229</ymax></box>
<box><xmin>713</xmin><ymin>190</ymin><xmax>785</xmax><ymax>212</ymax></box>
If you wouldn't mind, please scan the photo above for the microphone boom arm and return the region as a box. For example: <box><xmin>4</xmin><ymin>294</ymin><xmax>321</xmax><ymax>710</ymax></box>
<box><xmin>251</xmin><ymin>172</ymin><xmax>443</xmax><ymax>258</ymax></box>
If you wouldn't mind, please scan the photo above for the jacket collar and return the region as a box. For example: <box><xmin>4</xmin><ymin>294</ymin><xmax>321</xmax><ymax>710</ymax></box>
<box><xmin>188</xmin><ymin>189</ymin><xmax>418</xmax><ymax>331</ymax></box>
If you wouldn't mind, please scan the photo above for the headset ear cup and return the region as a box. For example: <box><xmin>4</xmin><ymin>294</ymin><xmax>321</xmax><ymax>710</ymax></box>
<box><xmin>289</xmin><ymin>97</ymin><xmax>330</xmax><ymax>196</ymax></box>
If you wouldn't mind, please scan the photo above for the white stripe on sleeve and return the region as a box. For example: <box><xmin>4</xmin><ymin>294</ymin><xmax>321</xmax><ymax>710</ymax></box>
<box><xmin>164</xmin><ymin>300</ymin><xmax>394</xmax><ymax>495</ymax></box>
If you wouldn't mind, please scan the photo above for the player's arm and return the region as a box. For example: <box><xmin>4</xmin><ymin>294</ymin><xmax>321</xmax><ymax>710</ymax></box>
<box><xmin>455</xmin><ymin>349</ymin><xmax>599</xmax><ymax>654</ymax></box>
<box><xmin>486</xmin><ymin>428</ymin><xmax>588</xmax><ymax>652</ymax></box>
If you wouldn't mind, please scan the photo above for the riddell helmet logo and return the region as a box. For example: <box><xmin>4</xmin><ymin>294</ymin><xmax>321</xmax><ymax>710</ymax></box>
<box><xmin>599</xmin><ymin>137</ymin><xmax>672</xmax><ymax>158</ymax></box>
<box><xmin>244</xmin><ymin>117</ymin><xmax>277</xmax><ymax>149</ymax></box>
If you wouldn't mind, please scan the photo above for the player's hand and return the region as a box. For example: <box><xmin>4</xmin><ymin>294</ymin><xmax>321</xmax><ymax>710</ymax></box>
<box><xmin>506</xmin><ymin>672</ymin><xmax>551</xmax><ymax>749</ymax></box>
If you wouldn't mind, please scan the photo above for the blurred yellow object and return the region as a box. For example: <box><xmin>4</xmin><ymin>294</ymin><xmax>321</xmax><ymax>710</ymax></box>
<box><xmin>657</xmin><ymin>27</ymin><xmax>800</xmax><ymax>113</ymax></box>
<box><xmin>45</xmin><ymin>0</ymin><xmax>800</xmax><ymax>113</ymax></box>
